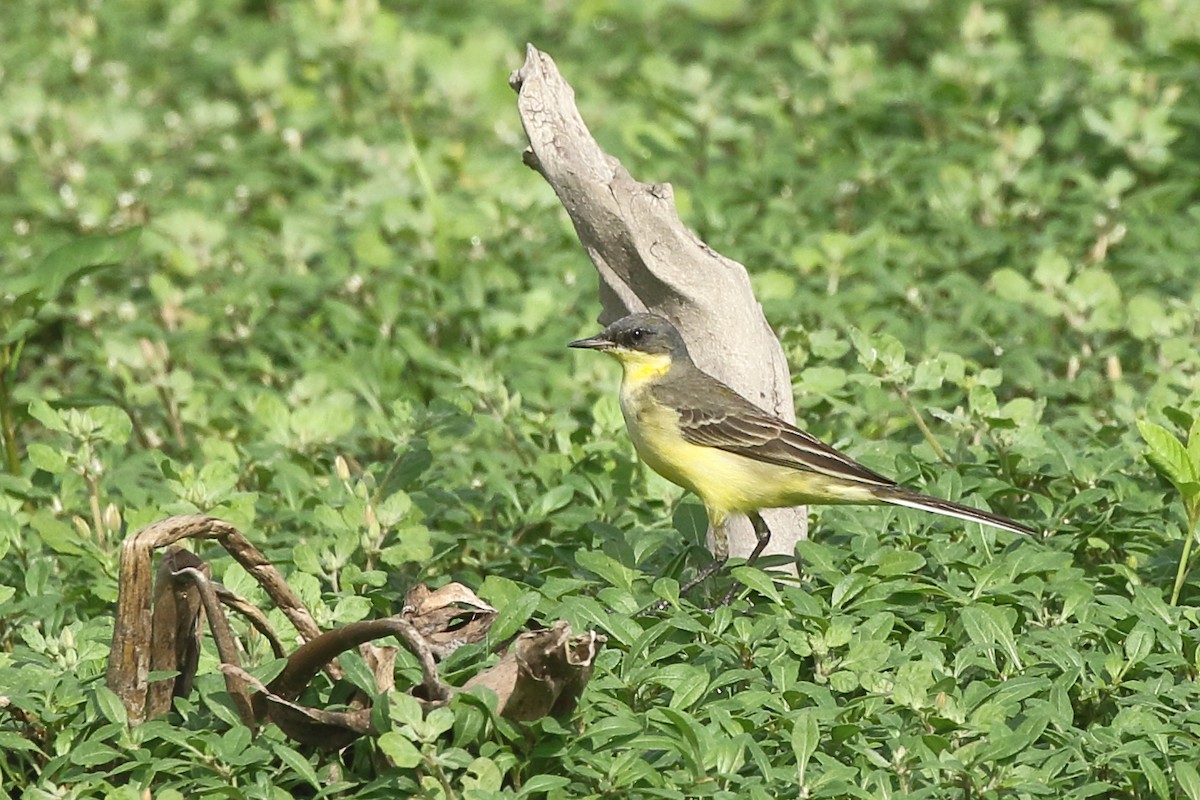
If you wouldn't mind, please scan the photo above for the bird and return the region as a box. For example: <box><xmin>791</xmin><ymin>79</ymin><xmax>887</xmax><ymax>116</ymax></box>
<box><xmin>569</xmin><ymin>313</ymin><xmax>1034</xmax><ymax>601</ymax></box>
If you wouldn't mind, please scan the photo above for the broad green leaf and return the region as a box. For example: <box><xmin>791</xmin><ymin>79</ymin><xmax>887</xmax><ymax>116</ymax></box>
<box><xmin>791</xmin><ymin>710</ymin><xmax>819</xmax><ymax>785</ymax></box>
<box><xmin>463</xmin><ymin>756</ymin><xmax>504</xmax><ymax>793</ymax></box>
<box><xmin>528</xmin><ymin>484</ymin><xmax>575</xmax><ymax>520</ymax></box>
<box><xmin>960</xmin><ymin>605</ymin><xmax>1023</xmax><ymax>670</ymax></box>
<box><xmin>1189</xmin><ymin>417</ymin><xmax>1200</xmax><ymax>475</ymax></box>
<box><xmin>377</xmin><ymin>732</ymin><xmax>422</xmax><ymax>768</ymax></box>
<box><xmin>1178</xmin><ymin>762</ymin><xmax>1200</xmax><ymax>800</ymax></box>
<box><xmin>1124</xmin><ymin>624</ymin><xmax>1154</xmax><ymax>665</ymax></box>
<box><xmin>375</xmin><ymin>490</ymin><xmax>413</xmax><ymax>526</ymax></box>
<box><xmin>93</xmin><ymin>685</ymin><xmax>128</xmax><ymax>726</ymax></box>
<box><xmin>332</xmin><ymin>594</ymin><xmax>372</xmax><ymax>624</ymax></box>
<box><xmin>729</xmin><ymin>565</ymin><xmax>784</xmax><ymax>605</ymax></box>
<box><xmin>517</xmin><ymin>775</ymin><xmax>571</xmax><ymax>797</ymax></box>
<box><xmin>89</xmin><ymin>406</ymin><xmax>133</xmax><ymax>445</ymax></box>
<box><xmin>69</xmin><ymin>739</ymin><xmax>124</xmax><ymax>766</ymax></box>
<box><xmin>389</xmin><ymin>693</ymin><xmax>424</xmax><ymax>729</ymax></box>
<box><xmin>1</xmin><ymin>229</ymin><xmax>141</xmax><ymax>345</ymax></box>
<box><xmin>866</xmin><ymin>549</ymin><xmax>926</xmax><ymax>576</ymax></box>
<box><xmin>650</xmin><ymin>663</ymin><xmax>710</xmax><ymax>710</ymax></box>
<box><xmin>27</xmin><ymin>399</ymin><xmax>68</xmax><ymax>433</ymax></box>
<box><xmin>478</xmin><ymin>574</ymin><xmax>524</xmax><ymax>610</ymax></box>
<box><xmin>486</xmin><ymin>590</ymin><xmax>540</xmax><ymax>646</ymax></box>
<box><xmin>26</xmin><ymin>229</ymin><xmax>141</xmax><ymax>300</ymax></box>
<box><xmin>1138</xmin><ymin>420</ymin><xmax>1197</xmax><ymax>492</ymax></box>
<box><xmin>651</xmin><ymin>707</ymin><xmax>706</xmax><ymax>780</ymax></box>
<box><xmin>1163</xmin><ymin>406</ymin><xmax>1194</xmax><ymax>432</ymax></box>
<box><xmin>981</xmin><ymin>707</ymin><xmax>1049</xmax><ymax>761</ymax></box>
<box><xmin>575</xmin><ymin>549</ymin><xmax>638</xmax><ymax>592</ymax></box>
<box><xmin>271</xmin><ymin>742</ymin><xmax>321</xmax><ymax>789</ymax></box>
<box><xmin>26</xmin><ymin>443</ymin><xmax>68</xmax><ymax>474</ymax></box>
<box><xmin>1139</xmin><ymin>754</ymin><xmax>1170</xmax><ymax>800</ymax></box>
<box><xmin>830</xmin><ymin>572</ymin><xmax>870</xmax><ymax>608</ymax></box>
<box><xmin>0</xmin><ymin>732</ymin><xmax>41</xmax><ymax>752</ymax></box>
<box><xmin>379</xmin><ymin>525</ymin><xmax>433</xmax><ymax>566</ymax></box>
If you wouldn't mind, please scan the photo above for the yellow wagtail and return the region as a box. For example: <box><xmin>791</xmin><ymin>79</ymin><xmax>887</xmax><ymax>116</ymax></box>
<box><xmin>570</xmin><ymin>313</ymin><xmax>1034</xmax><ymax>595</ymax></box>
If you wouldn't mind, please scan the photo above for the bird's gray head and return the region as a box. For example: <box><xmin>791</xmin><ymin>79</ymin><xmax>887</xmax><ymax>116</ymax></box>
<box><xmin>569</xmin><ymin>313</ymin><xmax>691</xmax><ymax>359</ymax></box>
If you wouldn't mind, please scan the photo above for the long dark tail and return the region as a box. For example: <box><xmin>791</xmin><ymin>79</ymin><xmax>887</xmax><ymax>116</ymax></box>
<box><xmin>874</xmin><ymin>487</ymin><xmax>1036</xmax><ymax>536</ymax></box>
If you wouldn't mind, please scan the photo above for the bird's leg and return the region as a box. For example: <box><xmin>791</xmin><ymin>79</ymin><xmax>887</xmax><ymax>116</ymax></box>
<box><xmin>744</xmin><ymin>511</ymin><xmax>772</xmax><ymax>567</ymax></box>
<box><xmin>717</xmin><ymin>511</ymin><xmax>773</xmax><ymax>607</ymax></box>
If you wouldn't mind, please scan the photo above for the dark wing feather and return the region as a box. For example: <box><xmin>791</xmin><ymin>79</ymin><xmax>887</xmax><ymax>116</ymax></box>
<box><xmin>653</xmin><ymin>369</ymin><xmax>897</xmax><ymax>489</ymax></box>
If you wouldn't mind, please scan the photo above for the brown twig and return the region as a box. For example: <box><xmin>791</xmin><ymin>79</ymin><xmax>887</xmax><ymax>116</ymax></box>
<box><xmin>173</xmin><ymin>566</ymin><xmax>256</xmax><ymax>727</ymax></box>
<box><xmin>268</xmin><ymin>618</ymin><xmax>453</xmax><ymax>709</ymax></box>
<box><xmin>108</xmin><ymin>515</ymin><xmax>328</xmax><ymax>723</ymax></box>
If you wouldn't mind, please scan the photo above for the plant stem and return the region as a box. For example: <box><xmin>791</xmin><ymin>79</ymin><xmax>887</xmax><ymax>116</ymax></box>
<box><xmin>897</xmin><ymin>385</ymin><xmax>952</xmax><ymax>466</ymax></box>
<box><xmin>1169</xmin><ymin>504</ymin><xmax>1199</xmax><ymax>606</ymax></box>
<box><xmin>86</xmin><ymin>472</ymin><xmax>106</xmax><ymax>548</ymax></box>
<box><xmin>156</xmin><ymin>383</ymin><xmax>188</xmax><ymax>449</ymax></box>
<box><xmin>0</xmin><ymin>347</ymin><xmax>20</xmax><ymax>475</ymax></box>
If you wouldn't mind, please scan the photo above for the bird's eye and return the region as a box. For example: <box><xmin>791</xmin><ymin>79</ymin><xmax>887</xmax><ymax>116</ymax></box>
<box><xmin>630</xmin><ymin>328</ymin><xmax>645</xmax><ymax>340</ymax></box>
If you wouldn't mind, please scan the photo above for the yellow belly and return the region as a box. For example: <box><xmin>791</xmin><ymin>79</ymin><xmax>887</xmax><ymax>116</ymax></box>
<box><xmin>619</xmin><ymin>387</ymin><xmax>876</xmax><ymax>523</ymax></box>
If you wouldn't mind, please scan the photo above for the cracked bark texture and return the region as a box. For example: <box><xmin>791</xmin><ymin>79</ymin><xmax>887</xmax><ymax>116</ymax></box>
<box><xmin>511</xmin><ymin>44</ymin><xmax>807</xmax><ymax>564</ymax></box>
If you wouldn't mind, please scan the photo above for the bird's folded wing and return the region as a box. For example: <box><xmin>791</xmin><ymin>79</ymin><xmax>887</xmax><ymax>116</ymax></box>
<box><xmin>675</xmin><ymin>403</ymin><xmax>897</xmax><ymax>489</ymax></box>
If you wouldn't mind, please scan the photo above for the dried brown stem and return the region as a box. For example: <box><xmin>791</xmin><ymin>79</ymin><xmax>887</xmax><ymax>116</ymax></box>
<box><xmin>173</xmin><ymin>566</ymin><xmax>256</xmax><ymax>727</ymax></box>
<box><xmin>108</xmin><ymin>514</ymin><xmax>326</xmax><ymax>723</ymax></box>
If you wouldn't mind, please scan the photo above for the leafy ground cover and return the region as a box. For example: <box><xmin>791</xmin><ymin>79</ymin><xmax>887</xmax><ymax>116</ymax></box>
<box><xmin>3</xmin><ymin>0</ymin><xmax>1200</xmax><ymax>797</ymax></box>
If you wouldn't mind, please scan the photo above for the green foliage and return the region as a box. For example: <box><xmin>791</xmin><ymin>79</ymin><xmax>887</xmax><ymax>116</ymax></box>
<box><xmin>2</xmin><ymin>0</ymin><xmax>1200</xmax><ymax>797</ymax></box>
<box><xmin>1138</xmin><ymin>415</ymin><xmax>1200</xmax><ymax>605</ymax></box>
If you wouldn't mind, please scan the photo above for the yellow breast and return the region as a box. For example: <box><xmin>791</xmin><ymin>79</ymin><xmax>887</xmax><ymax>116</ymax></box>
<box><xmin>617</xmin><ymin>364</ymin><xmax>876</xmax><ymax>522</ymax></box>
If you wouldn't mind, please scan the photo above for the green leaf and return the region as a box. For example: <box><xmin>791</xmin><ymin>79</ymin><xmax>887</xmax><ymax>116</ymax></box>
<box><xmin>866</xmin><ymin>549</ymin><xmax>926</xmax><ymax>577</ymax></box>
<box><xmin>1124</xmin><ymin>623</ymin><xmax>1154</xmax><ymax>666</ymax></box>
<box><xmin>1164</xmin><ymin>406</ymin><xmax>1194</xmax><ymax>432</ymax></box>
<box><xmin>1178</xmin><ymin>762</ymin><xmax>1200</xmax><ymax>800</ymax></box>
<box><xmin>93</xmin><ymin>685</ymin><xmax>128</xmax><ymax>726</ymax></box>
<box><xmin>271</xmin><ymin>742</ymin><xmax>321</xmax><ymax>789</ymax></box>
<box><xmin>32</xmin><ymin>229</ymin><xmax>142</xmax><ymax>299</ymax></box>
<box><xmin>960</xmin><ymin>605</ymin><xmax>1023</xmax><ymax>670</ymax></box>
<box><xmin>1</xmin><ymin>229</ymin><xmax>141</xmax><ymax>345</ymax></box>
<box><xmin>1188</xmin><ymin>417</ymin><xmax>1200</xmax><ymax>476</ymax></box>
<box><xmin>27</xmin><ymin>443</ymin><xmax>68</xmax><ymax>474</ymax></box>
<box><xmin>649</xmin><ymin>663</ymin><xmax>710</xmax><ymax>710</ymax></box>
<box><xmin>729</xmin><ymin>565</ymin><xmax>784</xmax><ymax>605</ymax></box>
<box><xmin>575</xmin><ymin>549</ymin><xmax>638</xmax><ymax>592</ymax></box>
<box><xmin>1139</xmin><ymin>754</ymin><xmax>1170</xmax><ymax>800</ymax></box>
<box><xmin>651</xmin><ymin>707</ymin><xmax>706</xmax><ymax>780</ymax></box>
<box><xmin>377</xmin><ymin>732</ymin><xmax>423</xmax><ymax>769</ymax></box>
<box><xmin>463</xmin><ymin>756</ymin><xmax>504</xmax><ymax>793</ymax></box>
<box><xmin>517</xmin><ymin>775</ymin><xmax>572</xmax><ymax>797</ymax></box>
<box><xmin>0</xmin><ymin>731</ymin><xmax>41</xmax><ymax>752</ymax></box>
<box><xmin>1138</xmin><ymin>420</ymin><xmax>1197</xmax><ymax>493</ymax></box>
<box><xmin>487</xmin><ymin>590</ymin><xmax>540</xmax><ymax>646</ymax></box>
<box><xmin>389</xmin><ymin>693</ymin><xmax>424</xmax><ymax>729</ymax></box>
<box><xmin>830</xmin><ymin>572</ymin><xmax>870</xmax><ymax>609</ymax></box>
<box><xmin>380</xmin><ymin>525</ymin><xmax>433</xmax><ymax>566</ymax></box>
<box><xmin>69</xmin><ymin>739</ymin><xmax>124</xmax><ymax>766</ymax></box>
<box><xmin>88</xmin><ymin>405</ymin><xmax>133</xmax><ymax>445</ymax></box>
<box><xmin>791</xmin><ymin>709</ymin><xmax>819</xmax><ymax>785</ymax></box>
<box><xmin>332</xmin><ymin>594</ymin><xmax>372</xmax><ymax>624</ymax></box>
<box><xmin>528</xmin><ymin>484</ymin><xmax>575</xmax><ymax>520</ymax></box>
<box><xmin>980</xmin><ymin>708</ymin><xmax>1049</xmax><ymax>761</ymax></box>
<box><xmin>27</xmin><ymin>399</ymin><xmax>68</xmax><ymax>433</ymax></box>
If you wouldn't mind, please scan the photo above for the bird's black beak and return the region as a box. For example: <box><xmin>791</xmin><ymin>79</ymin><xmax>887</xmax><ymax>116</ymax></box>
<box><xmin>569</xmin><ymin>333</ymin><xmax>614</xmax><ymax>351</ymax></box>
